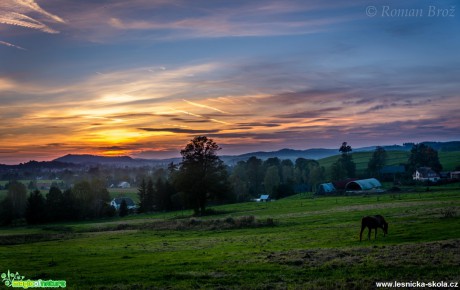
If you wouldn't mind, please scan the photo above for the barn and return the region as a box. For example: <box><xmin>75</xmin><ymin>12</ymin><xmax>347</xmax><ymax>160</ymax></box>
<box><xmin>345</xmin><ymin>178</ymin><xmax>382</xmax><ymax>191</ymax></box>
<box><xmin>317</xmin><ymin>183</ymin><xmax>336</xmax><ymax>195</ymax></box>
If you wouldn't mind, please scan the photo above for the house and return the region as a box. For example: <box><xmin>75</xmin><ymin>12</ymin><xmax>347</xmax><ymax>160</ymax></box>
<box><xmin>117</xmin><ymin>181</ymin><xmax>131</xmax><ymax>188</ymax></box>
<box><xmin>450</xmin><ymin>171</ymin><xmax>460</xmax><ymax>180</ymax></box>
<box><xmin>345</xmin><ymin>178</ymin><xmax>382</xmax><ymax>191</ymax></box>
<box><xmin>413</xmin><ymin>167</ymin><xmax>440</xmax><ymax>182</ymax></box>
<box><xmin>110</xmin><ymin>197</ymin><xmax>137</xmax><ymax>210</ymax></box>
<box><xmin>255</xmin><ymin>195</ymin><xmax>271</xmax><ymax>202</ymax></box>
<box><xmin>316</xmin><ymin>183</ymin><xmax>336</xmax><ymax>195</ymax></box>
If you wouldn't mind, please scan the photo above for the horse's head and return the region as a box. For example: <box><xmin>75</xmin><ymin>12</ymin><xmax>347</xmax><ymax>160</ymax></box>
<box><xmin>383</xmin><ymin>221</ymin><xmax>388</xmax><ymax>235</ymax></box>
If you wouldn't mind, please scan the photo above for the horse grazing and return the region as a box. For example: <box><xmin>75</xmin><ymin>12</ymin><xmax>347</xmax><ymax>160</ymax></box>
<box><xmin>360</xmin><ymin>215</ymin><xmax>388</xmax><ymax>241</ymax></box>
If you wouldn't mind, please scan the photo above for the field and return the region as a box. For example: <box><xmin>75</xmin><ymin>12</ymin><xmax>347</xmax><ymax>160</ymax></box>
<box><xmin>319</xmin><ymin>150</ymin><xmax>460</xmax><ymax>176</ymax></box>
<box><xmin>1</xmin><ymin>186</ymin><xmax>459</xmax><ymax>289</ymax></box>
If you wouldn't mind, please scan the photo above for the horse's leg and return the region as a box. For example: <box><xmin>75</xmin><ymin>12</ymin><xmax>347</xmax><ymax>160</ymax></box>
<box><xmin>360</xmin><ymin>224</ymin><xmax>366</xmax><ymax>241</ymax></box>
<box><xmin>375</xmin><ymin>228</ymin><xmax>377</xmax><ymax>239</ymax></box>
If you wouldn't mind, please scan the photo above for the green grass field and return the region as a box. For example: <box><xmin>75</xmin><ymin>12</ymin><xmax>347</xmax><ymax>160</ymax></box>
<box><xmin>1</xmin><ymin>186</ymin><xmax>459</xmax><ymax>289</ymax></box>
<box><xmin>319</xmin><ymin>150</ymin><xmax>460</xmax><ymax>177</ymax></box>
<box><xmin>108</xmin><ymin>188</ymin><xmax>139</xmax><ymax>202</ymax></box>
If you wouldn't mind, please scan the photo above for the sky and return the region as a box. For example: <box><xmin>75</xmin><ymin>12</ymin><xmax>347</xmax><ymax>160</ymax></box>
<box><xmin>0</xmin><ymin>0</ymin><xmax>459</xmax><ymax>164</ymax></box>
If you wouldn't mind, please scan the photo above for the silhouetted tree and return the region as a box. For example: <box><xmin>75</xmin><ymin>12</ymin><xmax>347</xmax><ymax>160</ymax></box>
<box><xmin>46</xmin><ymin>186</ymin><xmax>64</xmax><ymax>222</ymax></box>
<box><xmin>229</xmin><ymin>161</ymin><xmax>249</xmax><ymax>202</ymax></box>
<box><xmin>137</xmin><ymin>179</ymin><xmax>147</xmax><ymax>213</ymax></box>
<box><xmin>6</xmin><ymin>181</ymin><xmax>27</xmax><ymax>220</ymax></box>
<box><xmin>155</xmin><ymin>178</ymin><xmax>175</xmax><ymax>211</ymax></box>
<box><xmin>330</xmin><ymin>161</ymin><xmax>347</xmax><ymax>181</ymax></box>
<box><xmin>264</xmin><ymin>166</ymin><xmax>280</xmax><ymax>195</ymax></box>
<box><xmin>145</xmin><ymin>179</ymin><xmax>155</xmax><ymax>212</ymax></box>
<box><xmin>61</xmin><ymin>189</ymin><xmax>79</xmax><ymax>221</ymax></box>
<box><xmin>309</xmin><ymin>165</ymin><xmax>326</xmax><ymax>192</ymax></box>
<box><xmin>368</xmin><ymin>146</ymin><xmax>387</xmax><ymax>178</ymax></box>
<box><xmin>280</xmin><ymin>159</ymin><xmax>294</xmax><ymax>184</ymax></box>
<box><xmin>0</xmin><ymin>198</ymin><xmax>14</xmax><ymax>225</ymax></box>
<box><xmin>25</xmin><ymin>190</ymin><xmax>46</xmax><ymax>224</ymax></box>
<box><xmin>174</xmin><ymin>136</ymin><xmax>230</xmax><ymax>216</ymax></box>
<box><xmin>73</xmin><ymin>180</ymin><xmax>110</xmax><ymax>219</ymax></box>
<box><xmin>332</xmin><ymin>142</ymin><xmax>356</xmax><ymax>179</ymax></box>
<box><xmin>408</xmin><ymin>144</ymin><xmax>442</xmax><ymax>173</ymax></box>
<box><xmin>339</xmin><ymin>142</ymin><xmax>352</xmax><ymax>155</ymax></box>
<box><xmin>246</xmin><ymin>156</ymin><xmax>264</xmax><ymax>196</ymax></box>
<box><xmin>119</xmin><ymin>199</ymin><xmax>128</xmax><ymax>217</ymax></box>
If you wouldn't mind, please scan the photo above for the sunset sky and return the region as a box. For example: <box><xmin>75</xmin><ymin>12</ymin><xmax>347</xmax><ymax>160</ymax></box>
<box><xmin>1</xmin><ymin>0</ymin><xmax>459</xmax><ymax>164</ymax></box>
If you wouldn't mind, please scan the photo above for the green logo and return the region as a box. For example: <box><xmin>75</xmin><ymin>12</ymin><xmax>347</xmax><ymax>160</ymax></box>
<box><xmin>1</xmin><ymin>270</ymin><xmax>25</xmax><ymax>287</ymax></box>
<box><xmin>1</xmin><ymin>270</ymin><xmax>66</xmax><ymax>288</ymax></box>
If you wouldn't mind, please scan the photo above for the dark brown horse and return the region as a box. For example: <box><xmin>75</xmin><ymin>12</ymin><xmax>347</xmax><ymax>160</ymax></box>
<box><xmin>360</xmin><ymin>215</ymin><xmax>388</xmax><ymax>241</ymax></box>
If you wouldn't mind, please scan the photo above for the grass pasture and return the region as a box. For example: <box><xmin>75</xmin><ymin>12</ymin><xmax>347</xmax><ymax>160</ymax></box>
<box><xmin>0</xmin><ymin>187</ymin><xmax>459</xmax><ymax>289</ymax></box>
<box><xmin>319</xmin><ymin>150</ymin><xmax>460</xmax><ymax>177</ymax></box>
<box><xmin>108</xmin><ymin>187</ymin><xmax>139</xmax><ymax>203</ymax></box>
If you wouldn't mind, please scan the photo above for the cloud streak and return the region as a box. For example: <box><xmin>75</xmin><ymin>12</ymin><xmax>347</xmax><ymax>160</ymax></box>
<box><xmin>0</xmin><ymin>0</ymin><xmax>65</xmax><ymax>34</ymax></box>
<box><xmin>0</xmin><ymin>40</ymin><xmax>26</xmax><ymax>50</ymax></box>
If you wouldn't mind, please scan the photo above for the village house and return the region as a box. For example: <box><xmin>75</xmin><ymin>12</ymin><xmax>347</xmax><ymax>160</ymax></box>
<box><xmin>117</xmin><ymin>181</ymin><xmax>131</xmax><ymax>188</ymax></box>
<box><xmin>450</xmin><ymin>171</ymin><xmax>460</xmax><ymax>180</ymax></box>
<box><xmin>413</xmin><ymin>167</ymin><xmax>440</xmax><ymax>182</ymax></box>
<box><xmin>110</xmin><ymin>197</ymin><xmax>137</xmax><ymax>211</ymax></box>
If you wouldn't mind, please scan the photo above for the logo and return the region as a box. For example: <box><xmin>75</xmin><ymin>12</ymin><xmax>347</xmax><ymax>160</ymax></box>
<box><xmin>1</xmin><ymin>270</ymin><xmax>66</xmax><ymax>289</ymax></box>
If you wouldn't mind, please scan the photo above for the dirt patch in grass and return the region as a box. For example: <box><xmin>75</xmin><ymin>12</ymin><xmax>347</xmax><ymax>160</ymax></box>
<box><xmin>266</xmin><ymin>239</ymin><xmax>460</xmax><ymax>269</ymax></box>
<box><xmin>85</xmin><ymin>216</ymin><xmax>276</xmax><ymax>233</ymax></box>
<box><xmin>0</xmin><ymin>233</ymin><xmax>77</xmax><ymax>245</ymax></box>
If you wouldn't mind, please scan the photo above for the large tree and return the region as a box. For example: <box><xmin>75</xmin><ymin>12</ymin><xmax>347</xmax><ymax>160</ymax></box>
<box><xmin>408</xmin><ymin>143</ymin><xmax>442</xmax><ymax>173</ymax></box>
<box><xmin>25</xmin><ymin>190</ymin><xmax>46</xmax><ymax>224</ymax></box>
<box><xmin>6</xmin><ymin>181</ymin><xmax>27</xmax><ymax>220</ymax></box>
<box><xmin>137</xmin><ymin>179</ymin><xmax>147</xmax><ymax>213</ymax></box>
<box><xmin>174</xmin><ymin>136</ymin><xmax>230</xmax><ymax>216</ymax></box>
<box><xmin>264</xmin><ymin>166</ymin><xmax>280</xmax><ymax>196</ymax></box>
<box><xmin>368</xmin><ymin>146</ymin><xmax>387</xmax><ymax>178</ymax></box>
<box><xmin>331</xmin><ymin>142</ymin><xmax>356</xmax><ymax>180</ymax></box>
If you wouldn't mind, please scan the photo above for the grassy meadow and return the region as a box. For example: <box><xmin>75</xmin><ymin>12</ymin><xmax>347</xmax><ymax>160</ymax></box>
<box><xmin>0</xmin><ymin>186</ymin><xmax>459</xmax><ymax>289</ymax></box>
<box><xmin>319</xmin><ymin>150</ymin><xmax>460</xmax><ymax>177</ymax></box>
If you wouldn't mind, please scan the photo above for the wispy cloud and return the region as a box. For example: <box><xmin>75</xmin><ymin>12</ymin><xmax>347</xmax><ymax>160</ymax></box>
<box><xmin>0</xmin><ymin>40</ymin><xmax>26</xmax><ymax>50</ymax></box>
<box><xmin>183</xmin><ymin>99</ymin><xmax>230</xmax><ymax>114</ymax></box>
<box><xmin>0</xmin><ymin>0</ymin><xmax>65</xmax><ymax>33</ymax></box>
<box><xmin>139</xmin><ymin>127</ymin><xmax>220</xmax><ymax>134</ymax></box>
<box><xmin>23</xmin><ymin>0</ymin><xmax>357</xmax><ymax>42</ymax></box>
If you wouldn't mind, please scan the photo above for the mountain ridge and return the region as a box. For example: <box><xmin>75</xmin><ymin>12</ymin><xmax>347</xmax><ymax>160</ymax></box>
<box><xmin>1</xmin><ymin>141</ymin><xmax>459</xmax><ymax>167</ymax></box>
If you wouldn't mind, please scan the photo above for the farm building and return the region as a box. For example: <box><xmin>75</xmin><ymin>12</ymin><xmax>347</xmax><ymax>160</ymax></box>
<box><xmin>333</xmin><ymin>178</ymin><xmax>358</xmax><ymax>190</ymax></box>
<box><xmin>117</xmin><ymin>181</ymin><xmax>131</xmax><ymax>188</ymax></box>
<box><xmin>317</xmin><ymin>183</ymin><xmax>336</xmax><ymax>195</ymax></box>
<box><xmin>110</xmin><ymin>197</ymin><xmax>137</xmax><ymax>210</ymax></box>
<box><xmin>413</xmin><ymin>167</ymin><xmax>440</xmax><ymax>182</ymax></box>
<box><xmin>255</xmin><ymin>195</ymin><xmax>271</xmax><ymax>202</ymax></box>
<box><xmin>450</xmin><ymin>171</ymin><xmax>460</xmax><ymax>180</ymax></box>
<box><xmin>345</xmin><ymin>178</ymin><xmax>382</xmax><ymax>191</ymax></box>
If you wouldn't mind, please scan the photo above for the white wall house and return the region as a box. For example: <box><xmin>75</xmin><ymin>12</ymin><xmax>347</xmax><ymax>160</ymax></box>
<box><xmin>117</xmin><ymin>181</ymin><xmax>131</xmax><ymax>188</ymax></box>
<box><xmin>110</xmin><ymin>197</ymin><xmax>137</xmax><ymax>210</ymax></box>
<box><xmin>413</xmin><ymin>167</ymin><xmax>440</xmax><ymax>182</ymax></box>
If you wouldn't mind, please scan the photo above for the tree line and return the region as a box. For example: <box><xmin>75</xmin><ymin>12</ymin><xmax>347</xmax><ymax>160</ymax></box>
<box><xmin>0</xmin><ymin>179</ymin><xmax>115</xmax><ymax>226</ymax></box>
<box><xmin>0</xmin><ymin>137</ymin><xmax>446</xmax><ymax>225</ymax></box>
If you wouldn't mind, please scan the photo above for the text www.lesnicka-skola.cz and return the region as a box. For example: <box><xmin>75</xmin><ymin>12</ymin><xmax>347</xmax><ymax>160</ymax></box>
<box><xmin>376</xmin><ymin>281</ymin><xmax>458</xmax><ymax>288</ymax></box>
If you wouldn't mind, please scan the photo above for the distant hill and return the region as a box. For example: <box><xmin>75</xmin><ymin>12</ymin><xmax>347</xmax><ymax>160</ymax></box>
<box><xmin>221</xmin><ymin>148</ymin><xmax>338</xmax><ymax>164</ymax></box>
<box><xmin>54</xmin><ymin>154</ymin><xmax>135</xmax><ymax>164</ymax></box>
<box><xmin>0</xmin><ymin>160</ymin><xmax>77</xmax><ymax>170</ymax></box>
<box><xmin>2</xmin><ymin>141</ymin><xmax>458</xmax><ymax>168</ymax></box>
